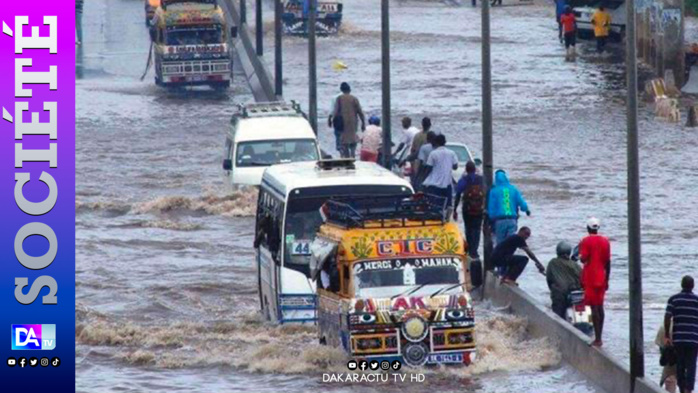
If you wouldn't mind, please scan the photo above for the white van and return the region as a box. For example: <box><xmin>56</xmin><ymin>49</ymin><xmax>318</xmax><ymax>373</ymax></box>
<box><xmin>222</xmin><ymin>101</ymin><xmax>321</xmax><ymax>186</ymax></box>
<box><xmin>254</xmin><ymin>160</ymin><xmax>413</xmax><ymax>324</ymax></box>
<box><xmin>573</xmin><ymin>0</ymin><xmax>625</xmax><ymax>42</ymax></box>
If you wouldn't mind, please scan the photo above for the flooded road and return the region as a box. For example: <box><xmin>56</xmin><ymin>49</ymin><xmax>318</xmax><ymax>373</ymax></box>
<box><xmin>76</xmin><ymin>0</ymin><xmax>697</xmax><ymax>391</ymax></box>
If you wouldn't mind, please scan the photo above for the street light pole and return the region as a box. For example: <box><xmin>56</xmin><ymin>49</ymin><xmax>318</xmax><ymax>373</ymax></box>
<box><xmin>481</xmin><ymin>0</ymin><xmax>494</xmax><ymax>287</ymax></box>
<box><xmin>308</xmin><ymin>0</ymin><xmax>318</xmax><ymax>134</ymax></box>
<box><xmin>381</xmin><ymin>0</ymin><xmax>392</xmax><ymax>169</ymax></box>
<box><xmin>274</xmin><ymin>0</ymin><xmax>283</xmax><ymax>97</ymax></box>
<box><xmin>255</xmin><ymin>0</ymin><xmax>263</xmax><ymax>56</ymax></box>
<box><xmin>626</xmin><ymin>0</ymin><xmax>645</xmax><ymax>389</ymax></box>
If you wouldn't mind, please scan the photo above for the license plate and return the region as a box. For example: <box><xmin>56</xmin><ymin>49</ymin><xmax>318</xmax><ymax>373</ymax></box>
<box><xmin>291</xmin><ymin>241</ymin><xmax>311</xmax><ymax>255</ymax></box>
<box><xmin>427</xmin><ymin>353</ymin><xmax>463</xmax><ymax>364</ymax></box>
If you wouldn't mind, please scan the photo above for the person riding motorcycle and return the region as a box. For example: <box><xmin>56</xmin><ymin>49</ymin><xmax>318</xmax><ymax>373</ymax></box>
<box><xmin>546</xmin><ymin>241</ymin><xmax>582</xmax><ymax>318</ymax></box>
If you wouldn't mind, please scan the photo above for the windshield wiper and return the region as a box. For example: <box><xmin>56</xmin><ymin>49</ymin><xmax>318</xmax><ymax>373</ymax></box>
<box><xmin>392</xmin><ymin>279</ymin><xmax>439</xmax><ymax>300</ymax></box>
<box><xmin>429</xmin><ymin>282</ymin><xmax>465</xmax><ymax>298</ymax></box>
<box><xmin>391</xmin><ymin>284</ymin><xmax>420</xmax><ymax>300</ymax></box>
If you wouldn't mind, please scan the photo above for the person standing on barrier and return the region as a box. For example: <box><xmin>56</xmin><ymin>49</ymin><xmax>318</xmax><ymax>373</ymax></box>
<box><xmin>422</xmin><ymin>134</ymin><xmax>458</xmax><ymax>209</ymax></box>
<box><xmin>490</xmin><ymin>227</ymin><xmax>545</xmax><ymax>285</ymax></box>
<box><xmin>360</xmin><ymin>115</ymin><xmax>382</xmax><ymax>163</ymax></box>
<box><xmin>591</xmin><ymin>5</ymin><xmax>611</xmax><ymax>53</ymax></box>
<box><xmin>487</xmin><ymin>169</ymin><xmax>530</xmax><ymax>246</ymax></box>
<box><xmin>657</xmin><ymin>322</ymin><xmax>678</xmax><ymax>393</ymax></box>
<box><xmin>560</xmin><ymin>6</ymin><xmax>577</xmax><ymax>61</ymax></box>
<box><xmin>546</xmin><ymin>241</ymin><xmax>581</xmax><ymax>318</ymax></box>
<box><xmin>412</xmin><ymin>131</ymin><xmax>436</xmax><ymax>191</ymax></box>
<box><xmin>579</xmin><ymin>217</ymin><xmax>611</xmax><ymax>347</ymax></box>
<box><xmin>453</xmin><ymin>161</ymin><xmax>485</xmax><ymax>261</ymax></box>
<box><xmin>401</xmin><ymin>117</ymin><xmax>432</xmax><ymax>183</ymax></box>
<box><xmin>329</xmin><ymin>82</ymin><xmax>365</xmax><ymax>158</ymax></box>
<box><xmin>665</xmin><ymin>276</ymin><xmax>698</xmax><ymax>393</ymax></box>
<box><xmin>394</xmin><ymin>117</ymin><xmax>420</xmax><ymax>164</ymax></box>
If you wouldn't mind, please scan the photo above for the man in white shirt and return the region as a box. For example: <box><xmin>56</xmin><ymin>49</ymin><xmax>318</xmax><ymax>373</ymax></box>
<box><xmin>422</xmin><ymin>134</ymin><xmax>458</xmax><ymax>208</ymax></box>
<box><xmin>394</xmin><ymin>117</ymin><xmax>420</xmax><ymax>160</ymax></box>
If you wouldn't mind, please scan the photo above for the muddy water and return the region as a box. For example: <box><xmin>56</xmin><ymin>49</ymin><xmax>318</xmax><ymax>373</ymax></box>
<box><xmin>76</xmin><ymin>0</ymin><xmax>694</xmax><ymax>391</ymax></box>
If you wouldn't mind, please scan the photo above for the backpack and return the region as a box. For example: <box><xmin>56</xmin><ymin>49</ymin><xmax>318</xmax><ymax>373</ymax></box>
<box><xmin>463</xmin><ymin>182</ymin><xmax>485</xmax><ymax>216</ymax></box>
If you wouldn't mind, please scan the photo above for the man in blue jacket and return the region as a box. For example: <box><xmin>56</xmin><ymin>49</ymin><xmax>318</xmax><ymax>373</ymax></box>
<box><xmin>487</xmin><ymin>169</ymin><xmax>530</xmax><ymax>245</ymax></box>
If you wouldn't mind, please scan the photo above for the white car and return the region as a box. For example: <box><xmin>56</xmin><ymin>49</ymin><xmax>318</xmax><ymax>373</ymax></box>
<box><xmin>445</xmin><ymin>142</ymin><xmax>481</xmax><ymax>182</ymax></box>
<box><xmin>573</xmin><ymin>0</ymin><xmax>625</xmax><ymax>42</ymax></box>
<box><xmin>222</xmin><ymin>102</ymin><xmax>321</xmax><ymax>186</ymax></box>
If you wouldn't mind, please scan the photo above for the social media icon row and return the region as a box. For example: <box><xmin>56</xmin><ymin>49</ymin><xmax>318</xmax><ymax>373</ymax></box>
<box><xmin>7</xmin><ymin>357</ymin><xmax>59</xmax><ymax>368</ymax></box>
<box><xmin>347</xmin><ymin>359</ymin><xmax>401</xmax><ymax>371</ymax></box>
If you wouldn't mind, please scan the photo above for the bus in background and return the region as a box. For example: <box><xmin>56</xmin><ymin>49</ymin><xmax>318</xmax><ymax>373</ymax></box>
<box><xmin>149</xmin><ymin>0</ymin><xmax>235</xmax><ymax>90</ymax></box>
<box><xmin>282</xmin><ymin>0</ymin><xmax>343</xmax><ymax>35</ymax></box>
<box><xmin>254</xmin><ymin>160</ymin><xmax>413</xmax><ymax>324</ymax></box>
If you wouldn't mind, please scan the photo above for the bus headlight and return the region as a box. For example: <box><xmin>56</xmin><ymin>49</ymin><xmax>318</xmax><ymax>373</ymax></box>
<box><xmin>402</xmin><ymin>316</ymin><xmax>428</xmax><ymax>342</ymax></box>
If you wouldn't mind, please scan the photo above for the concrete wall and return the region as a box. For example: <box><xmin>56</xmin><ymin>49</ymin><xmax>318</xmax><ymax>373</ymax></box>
<box><xmin>637</xmin><ymin>0</ymin><xmax>685</xmax><ymax>86</ymax></box>
<box><xmin>221</xmin><ymin>0</ymin><xmax>278</xmax><ymax>102</ymax></box>
<box><xmin>483</xmin><ymin>273</ymin><xmax>664</xmax><ymax>393</ymax></box>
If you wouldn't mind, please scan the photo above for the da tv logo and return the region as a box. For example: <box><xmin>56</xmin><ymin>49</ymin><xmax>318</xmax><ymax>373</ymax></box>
<box><xmin>11</xmin><ymin>325</ymin><xmax>56</xmax><ymax>350</ymax></box>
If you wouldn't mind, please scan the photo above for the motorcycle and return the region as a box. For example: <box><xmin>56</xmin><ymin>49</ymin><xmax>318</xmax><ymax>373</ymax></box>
<box><xmin>565</xmin><ymin>289</ymin><xmax>594</xmax><ymax>336</ymax></box>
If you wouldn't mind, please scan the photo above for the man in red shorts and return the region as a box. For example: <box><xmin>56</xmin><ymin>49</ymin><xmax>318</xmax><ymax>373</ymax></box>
<box><xmin>579</xmin><ymin>217</ymin><xmax>611</xmax><ymax>347</ymax></box>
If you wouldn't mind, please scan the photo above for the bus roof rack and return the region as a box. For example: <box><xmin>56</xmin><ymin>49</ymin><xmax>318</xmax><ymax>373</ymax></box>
<box><xmin>316</xmin><ymin>159</ymin><xmax>356</xmax><ymax>171</ymax></box>
<box><xmin>322</xmin><ymin>193</ymin><xmax>448</xmax><ymax>228</ymax></box>
<box><xmin>161</xmin><ymin>0</ymin><xmax>218</xmax><ymax>9</ymax></box>
<box><xmin>233</xmin><ymin>100</ymin><xmax>304</xmax><ymax>119</ymax></box>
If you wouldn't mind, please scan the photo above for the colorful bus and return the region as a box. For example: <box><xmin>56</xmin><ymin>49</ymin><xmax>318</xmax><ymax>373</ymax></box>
<box><xmin>311</xmin><ymin>194</ymin><xmax>477</xmax><ymax>367</ymax></box>
<box><xmin>150</xmin><ymin>0</ymin><xmax>234</xmax><ymax>89</ymax></box>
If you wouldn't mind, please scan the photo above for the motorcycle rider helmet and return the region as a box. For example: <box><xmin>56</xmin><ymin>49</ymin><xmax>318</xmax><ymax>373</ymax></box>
<box><xmin>586</xmin><ymin>217</ymin><xmax>601</xmax><ymax>231</ymax></box>
<box><xmin>556</xmin><ymin>241</ymin><xmax>572</xmax><ymax>258</ymax></box>
<box><xmin>368</xmin><ymin>115</ymin><xmax>380</xmax><ymax>126</ymax></box>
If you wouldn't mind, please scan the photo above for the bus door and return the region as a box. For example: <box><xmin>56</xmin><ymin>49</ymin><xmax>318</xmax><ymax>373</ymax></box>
<box><xmin>254</xmin><ymin>188</ymin><xmax>284</xmax><ymax>321</ymax></box>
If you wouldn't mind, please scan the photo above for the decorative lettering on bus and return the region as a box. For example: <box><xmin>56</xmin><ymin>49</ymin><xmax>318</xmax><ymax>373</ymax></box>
<box><xmin>376</xmin><ymin>239</ymin><xmax>434</xmax><ymax>257</ymax></box>
<box><xmin>356</xmin><ymin>257</ymin><xmax>460</xmax><ymax>272</ymax></box>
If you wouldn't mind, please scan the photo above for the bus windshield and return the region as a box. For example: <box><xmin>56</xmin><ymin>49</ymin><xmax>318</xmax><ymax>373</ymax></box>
<box><xmin>284</xmin><ymin>185</ymin><xmax>412</xmax><ymax>275</ymax></box>
<box><xmin>354</xmin><ymin>257</ymin><xmax>461</xmax><ymax>292</ymax></box>
<box><xmin>166</xmin><ymin>26</ymin><xmax>223</xmax><ymax>45</ymax></box>
<box><xmin>236</xmin><ymin>139</ymin><xmax>318</xmax><ymax>167</ymax></box>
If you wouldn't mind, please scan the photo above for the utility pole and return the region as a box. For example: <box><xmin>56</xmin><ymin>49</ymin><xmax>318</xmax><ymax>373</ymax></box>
<box><xmin>255</xmin><ymin>0</ymin><xmax>263</xmax><ymax>56</ymax></box>
<box><xmin>240</xmin><ymin>0</ymin><xmax>247</xmax><ymax>24</ymax></box>
<box><xmin>308</xmin><ymin>0</ymin><xmax>318</xmax><ymax>134</ymax></box>
<box><xmin>481</xmin><ymin>0</ymin><xmax>494</xmax><ymax>288</ymax></box>
<box><xmin>381</xmin><ymin>0</ymin><xmax>392</xmax><ymax>169</ymax></box>
<box><xmin>626</xmin><ymin>0</ymin><xmax>645</xmax><ymax>389</ymax></box>
<box><xmin>274</xmin><ymin>0</ymin><xmax>283</xmax><ymax>97</ymax></box>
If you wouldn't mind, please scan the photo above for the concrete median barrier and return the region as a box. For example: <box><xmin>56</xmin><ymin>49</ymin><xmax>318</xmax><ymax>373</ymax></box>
<box><xmin>483</xmin><ymin>273</ymin><xmax>663</xmax><ymax>393</ymax></box>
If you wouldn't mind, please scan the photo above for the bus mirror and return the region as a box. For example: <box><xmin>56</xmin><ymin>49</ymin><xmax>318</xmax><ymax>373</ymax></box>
<box><xmin>223</xmin><ymin>158</ymin><xmax>232</xmax><ymax>171</ymax></box>
<box><xmin>230</xmin><ymin>26</ymin><xmax>238</xmax><ymax>39</ymax></box>
<box><xmin>474</xmin><ymin>158</ymin><xmax>482</xmax><ymax>166</ymax></box>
